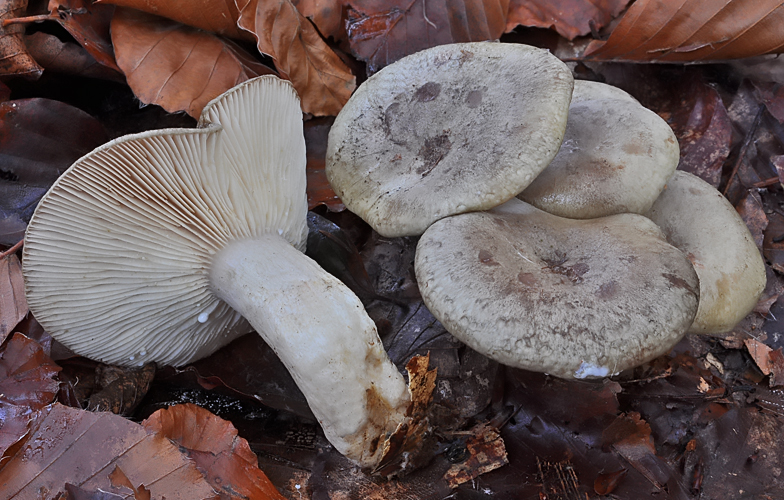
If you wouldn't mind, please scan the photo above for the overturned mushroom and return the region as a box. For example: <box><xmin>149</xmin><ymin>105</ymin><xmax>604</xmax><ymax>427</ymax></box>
<box><xmin>326</xmin><ymin>42</ymin><xmax>573</xmax><ymax>237</ymax></box>
<box><xmin>519</xmin><ymin>80</ymin><xmax>679</xmax><ymax>219</ymax></box>
<box><xmin>23</xmin><ymin>76</ymin><xmax>409</xmax><ymax>468</ymax></box>
<box><xmin>415</xmin><ymin>198</ymin><xmax>699</xmax><ymax>379</ymax></box>
<box><xmin>646</xmin><ymin>170</ymin><xmax>766</xmax><ymax>334</ymax></box>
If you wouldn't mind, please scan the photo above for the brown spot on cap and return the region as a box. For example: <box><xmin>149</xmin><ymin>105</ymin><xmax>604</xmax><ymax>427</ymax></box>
<box><xmin>414</xmin><ymin>82</ymin><xmax>441</xmax><ymax>103</ymax></box>
<box><xmin>479</xmin><ymin>249</ymin><xmax>499</xmax><ymax>266</ymax></box>
<box><xmin>663</xmin><ymin>273</ymin><xmax>698</xmax><ymax>297</ymax></box>
<box><xmin>416</xmin><ymin>132</ymin><xmax>451</xmax><ymax>176</ymax></box>
<box><xmin>596</xmin><ymin>280</ymin><xmax>618</xmax><ymax>299</ymax></box>
<box><xmin>518</xmin><ymin>272</ymin><xmax>537</xmax><ymax>286</ymax></box>
<box><xmin>466</xmin><ymin>90</ymin><xmax>483</xmax><ymax>108</ymax></box>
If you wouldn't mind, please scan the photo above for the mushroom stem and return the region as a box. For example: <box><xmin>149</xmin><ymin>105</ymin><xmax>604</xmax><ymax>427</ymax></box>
<box><xmin>209</xmin><ymin>234</ymin><xmax>410</xmax><ymax>468</ymax></box>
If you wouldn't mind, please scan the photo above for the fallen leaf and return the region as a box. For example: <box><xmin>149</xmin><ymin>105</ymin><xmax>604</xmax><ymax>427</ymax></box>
<box><xmin>669</xmin><ymin>82</ymin><xmax>732</xmax><ymax>187</ymax></box>
<box><xmin>108</xmin><ymin>466</ymin><xmax>152</xmax><ymax>500</ymax></box>
<box><xmin>0</xmin><ymin>403</ymin><xmax>36</xmax><ymax>460</ymax></box>
<box><xmin>735</xmin><ymin>189</ymin><xmax>768</xmax><ymax>250</ymax></box>
<box><xmin>24</xmin><ymin>32</ymin><xmax>124</xmax><ymax>81</ymax></box>
<box><xmin>143</xmin><ymin>403</ymin><xmax>286</xmax><ymax>500</ymax></box>
<box><xmin>0</xmin><ymin>403</ymin><xmax>218</xmax><ymax>499</ymax></box>
<box><xmin>111</xmin><ymin>7</ymin><xmax>275</xmax><ymax>118</ymax></box>
<box><xmin>764</xmin><ymin>212</ymin><xmax>784</xmax><ymax>273</ymax></box>
<box><xmin>584</xmin><ymin>0</ymin><xmax>784</xmax><ymax>62</ymax></box>
<box><xmin>236</xmin><ymin>0</ymin><xmax>356</xmax><ymax>116</ymax></box>
<box><xmin>752</xmin><ymin>80</ymin><xmax>784</xmax><ymax>124</ymax></box>
<box><xmin>769</xmin><ymin>349</ymin><xmax>784</xmax><ymax>387</ymax></box>
<box><xmin>87</xmin><ymin>363</ymin><xmax>156</xmax><ymax>416</ymax></box>
<box><xmin>345</xmin><ymin>0</ymin><xmax>509</xmax><ymax>73</ymax></box>
<box><xmin>0</xmin><ymin>252</ymin><xmax>26</xmax><ymax>341</ymax></box>
<box><xmin>745</xmin><ymin>338</ymin><xmax>774</xmax><ymax>375</ymax></box>
<box><xmin>0</xmin><ymin>0</ymin><xmax>43</xmax><ymax>78</ymax></box>
<box><xmin>97</xmin><ymin>0</ymin><xmax>249</xmax><ymax>40</ymax></box>
<box><xmin>48</xmin><ymin>0</ymin><xmax>119</xmax><ymax>71</ymax></box>
<box><xmin>0</xmin><ymin>333</ymin><xmax>61</xmax><ymax>409</ymax></box>
<box><xmin>294</xmin><ymin>0</ymin><xmax>345</xmax><ymax>42</ymax></box>
<box><xmin>304</xmin><ymin>117</ymin><xmax>344</xmax><ymax>210</ymax></box>
<box><xmin>506</xmin><ymin>0</ymin><xmax>630</xmax><ymax>40</ymax></box>
<box><xmin>443</xmin><ymin>424</ymin><xmax>507</xmax><ymax>487</ymax></box>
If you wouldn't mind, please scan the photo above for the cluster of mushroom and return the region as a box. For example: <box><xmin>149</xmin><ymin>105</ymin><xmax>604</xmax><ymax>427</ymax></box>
<box><xmin>326</xmin><ymin>42</ymin><xmax>766</xmax><ymax>380</ymax></box>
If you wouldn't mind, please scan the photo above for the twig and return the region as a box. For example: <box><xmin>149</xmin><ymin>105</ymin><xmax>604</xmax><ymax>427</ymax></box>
<box><xmin>0</xmin><ymin>239</ymin><xmax>23</xmax><ymax>260</ymax></box>
<box><xmin>723</xmin><ymin>103</ymin><xmax>765</xmax><ymax>196</ymax></box>
<box><xmin>1</xmin><ymin>13</ymin><xmax>57</xmax><ymax>27</ymax></box>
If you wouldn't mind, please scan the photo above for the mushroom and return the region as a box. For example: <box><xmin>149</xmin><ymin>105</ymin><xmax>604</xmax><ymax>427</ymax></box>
<box><xmin>518</xmin><ymin>80</ymin><xmax>679</xmax><ymax>219</ymax></box>
<box><xmin>326</xmin><ymin>42</ymin><xmax>573</xmax><ymax>237</ymax></box>
<box><xmin>415</xmin><ymin>198</ymin><xmax>699</xmax><ymax>379</ymax></box>
<box><xmin>22</xmin><ymin>76</ymin><xmax>410</xmax><ymax>468</ymax></box>
<box><xmin>646</xmin><ymin>170</ymin><xmax>766</xmax><ymax>334</ymax></box>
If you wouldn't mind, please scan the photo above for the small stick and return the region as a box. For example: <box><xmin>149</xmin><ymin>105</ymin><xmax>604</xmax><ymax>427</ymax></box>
<box><xmin>1</xmin><ymin>13</ymin><xmax>57</xmax><ymax>27</ymax></box>
<box><xmin>0</xmin><ymin>239</ymin><xmax>23</xmax><ymax>260</ymax></box>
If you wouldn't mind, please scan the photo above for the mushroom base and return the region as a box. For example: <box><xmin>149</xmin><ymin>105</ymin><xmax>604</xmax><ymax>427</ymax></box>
<box><xmin>209</xmin><ymin>234</ymin><xmax>410</xmax><ymax>467</ymax></box>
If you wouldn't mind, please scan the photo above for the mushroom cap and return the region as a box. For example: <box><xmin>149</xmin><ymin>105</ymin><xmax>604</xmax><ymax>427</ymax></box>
<box><xmin>326</xmin><ymin>42</ymin><xmax>573</xmax><ymax>237</ymax></box>
<box><xmin>519</xmin><ymin>80</ymin><xmax>679</xmax><ymax>219</ymax></box>
<box><xmin>23</xmin><ymin>76</ymin><xmax>308</xmax><ymax>367</ymax></box>
<box><xmin>415</xmin><ymin>198</ymin><xmax>699</xmax><ymax>379</ymax></box>
<box><xmin>646</xmin><ymin>170</ymin><xmax>766</xmax><ymax>334</ymax></box>
<box><xmin>571</xmin><ymin>80</ymin><xmax>638</xmax><ymax>104</ymax></box>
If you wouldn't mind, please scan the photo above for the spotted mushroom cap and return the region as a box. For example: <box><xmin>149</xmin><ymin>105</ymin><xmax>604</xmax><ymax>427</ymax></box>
<box><xmin>646</xmin><ymin>170</ymin><xmax>766</xmax><ymax>334</ymax></box>
<box><xmin>23</xmin><ymin>76</ymin><xmax>308</xmax><ymax>367</ymax></box>
<box><xmin>326</xmin><ymin>42</ymin><xmax>573</xmax><ymax>237</ymax></box>
<box><xmin>415</xmin><ymin>198</ymin><xmax>699</xmax><ymax>379</ymax></box>
<box><xmin>519</xmin><ymin>80</ymin><xmax>679</xmax><ymax>219</ymax></box>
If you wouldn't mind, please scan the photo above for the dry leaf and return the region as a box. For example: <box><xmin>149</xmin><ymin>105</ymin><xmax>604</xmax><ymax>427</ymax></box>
<box><xmin>24</xmin><ymin>32</ymin><xmax>123</xmax><ymax>81</ymax></box>
<box><xmin>0</xmin><ymin>253</ymin><xmax>26</xmax><ymax>341</ymax></box>
<box><xmin>48</xmin><ymin>0</ymin><xmax>119</xmax><ymax>71</ymax></box>
<box><xmin>345</xmin><ymin>0</ymin><xmax>510</xmax><ymax>73</ymax></box>
<box><xmin>143</xmin><ymin>403</ymin><xmax>286</xmax><ymax>500</ymax></box>
<box><xmin>506</xmin><ymin>0</ymin><xmax>630</xmax><ymax>40</ymax></box>
<box><xmin>294</xmin><ymin>0</ymin><xmax>345</xmax><ymax>42</ymax></box>
<box><xmin>110</xmin><ymin>7</ymin><xmax>274</xmax><ymax>118</ymax></box>
<box><xmin>237</xmin><ymin>0</ymin><xmax>356</xmax><ymax>116</ymax></box>
<box><xmin>0</xmin><ymin>333</ymin><xmax>60</xmax><ymax>409</ymax></box>
<box><xmin>305</xmin><ymin>117</ymin><xmax>344</xmax><ymax>210</ymax></box>
<box><xmin>443</xmin><ymin>424</ymin><xmax>507</xmax><ymax>487</ymax></box>
<box><xmin>584</xmin><ymin>0</ymin><xmax>784</xmax><ymax>62</ymax></box>
<box><xmin>97</xmin><ymin>0</ymin><xmax>249</xmax><ymax>40</ymax></box>
<box><xmin>0</xmin><ymin>0</ymin><xmax>43</xmax><ymax>78</ymax></box>
<box><xmin>745</xmin><ymin>338</ymin><xmax>773</xmax><ymax>375</ymax></box>
<box><xmin>0</xmin><ymin>403</ymin><xmax>218</xmax><ymax>499</ymax></box>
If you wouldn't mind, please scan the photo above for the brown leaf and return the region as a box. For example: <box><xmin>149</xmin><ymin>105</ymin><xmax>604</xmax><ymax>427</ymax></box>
<box><xmin>345</xmin><ymin>0</ymin><xmax>510</xmax><ymax>73</ymax></box>
<box><xmin>506</xmin><ymin>0</ymin><xmax>630</xmax><ymax>40</ymax></box>
<box><xmin>24</xmin><ymin>32</ymin><xmax>123</xmax><ymax>81</ymax></box>
<box><xmin>143</xmin><ymin>403</ymin><xmax>286</xmax><ymax>500</ymax></box>
<box><xmin>752</xmin><ymin>80</ymin><xmax>784</xmax><ymax>123</ymax></box>
<box><xmin>584</xmin><ymin>0</ymin><xmax>784</xmax><ymax>62</ymax></box>
<box><xmin>0</xmin><ymin>253</ymin><xmax>26</xmax><ymax>341</ymax></box>
<box><xmin>294</xmin><ymin>0</ymin><xmax>345</xmax><ymax>42</ymax></box>
<box><xmin>0</xmin><ymin>403</ymin><xmax>218</xmax><ymax>499</ymax></box>
<box><xmin>443</xmin><ymin>424</ymin><xmax>507</xmax><ymax>487</ymax></box>
<box><xmin>669</xmin><ymin>83</ymin><xmax>732</xmax><ymax>188</ymax></box>
<box><xmin>97</xmin><ymin>0</ymin><xmax>249</xmax><ymax>40</ymax></box>
<box><xmin>735</xmin><ymin>189</ymin><xmax>768</xmax><ymax>251</ymax></box>
<box><xmin>305</xmin><ymin>117</ymin><xmax>344</xmax><ymax>210</ymax></box>
<box><xmin>764</xmin><ymin>211</ymin><xmax>784</xmax><ymax>273</ymax></box>
<box><xmin>48</xmin><ymin>0</ymin><xmax>119</xmax><ymax>71</ymax></box>
<box><xmin>110</xmin><ymin>7</ymin><xmax>274</xmax><ymax>119</ymax></box>
<box><xmin>87</xmin><ymin>363</ymin><xmax>156</xmax><ymax>416</ymax></box>
<box><xmin>0</xmin><ymin>333</ymin><xmax>60</xmax><ymax>409</ymax></box>
<box><xmin>236</xmin><ymin>0</ymin><xmax>355</xmax><ymax>116</ymax></box>
<box><xmin>745</xmin><ymin>338</ymin><xmax>773</xmax><ymax>375</ymax></box>
<box><xmin>0</xmin><ymin>0</ymin><xmax>43</xmax><ymax>78</ymax></box>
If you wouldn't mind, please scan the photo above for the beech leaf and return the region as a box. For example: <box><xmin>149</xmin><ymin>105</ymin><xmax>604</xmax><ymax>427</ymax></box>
<box><xmin>143</xmin><ymin>403</ymin><xmax>286</xmax><ymax>500</ymax></box>
<box><xmin>0</xmin><ymin>403</ymin><xmax>218</xmax><ymax>499</ymax></box>
<box><xmin>0</xmin><ymin>333</ymin><xmax>60</xmax><ymax>409</ymax></box>
<box><xmin>236</xmin><ymin>0</ymin><xmax>356</xmax><ymax>116</ymax></box>
<box><xmin>97</xmin><ymin>0</ymin><xmax>250</xmax><ymax>40</ymax></box>
<box><xmin>345</xmin><ymin>0</ymin><xmax>510</xmax><ymax>73</ymax></box>
<box><xmin>0</xmin><ymin>0</ymin><xmax>43</xmax><ymax>78</ymax></box>
<box><xmin>48</xmin><ymin>0</ymin><xmax>120</xmax><ymax>71</ymax></box>
<box><xmin>0</xmin><ymin>253</ymin><xmax>26</xmax><ymax>341</ymax></box>
<box><xmin>584</xmin><ymin>0</ymin><xmax>784</xmax><ymax>62</ymax></box>
<box><xmin>110</xmin><ymin>7</ymin><xmax>275</xmax><ymax>118</ymax></box>
<box><xmin>506</xmin><ymin>0</ymin><xmax>631</xmax><ymax>41</ymax></box>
